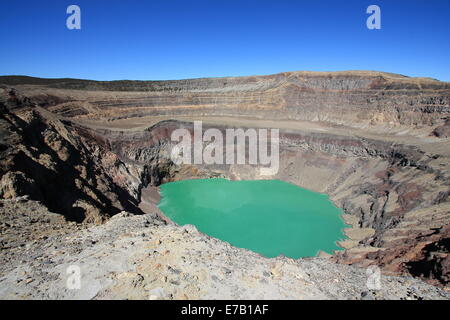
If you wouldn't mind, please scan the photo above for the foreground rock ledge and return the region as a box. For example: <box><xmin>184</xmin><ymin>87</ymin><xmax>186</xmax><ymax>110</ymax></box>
<box><xmin>0</xmin><ymin>201</ymin><xmax>448</xmax><ymax>300</ymax></box>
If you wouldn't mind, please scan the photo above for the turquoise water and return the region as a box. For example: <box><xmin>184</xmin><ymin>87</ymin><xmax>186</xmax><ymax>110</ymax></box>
<box><xmin>158</xmin><ymin>179</ymin><xmax>348</xmax><ymax>258</ymax></box>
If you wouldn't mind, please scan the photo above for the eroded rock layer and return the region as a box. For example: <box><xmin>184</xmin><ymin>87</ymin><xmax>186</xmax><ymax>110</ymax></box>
<box><xmin>2</xmin><ymin>71</ymin><xmax>449</xmax><ymax>129</ymax></box>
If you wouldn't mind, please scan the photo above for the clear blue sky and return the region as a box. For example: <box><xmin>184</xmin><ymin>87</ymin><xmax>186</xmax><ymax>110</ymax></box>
<box><xmin>0</xmin><ymin>0</ymin><xmax>449</xmax><ymax>81</ymax></box>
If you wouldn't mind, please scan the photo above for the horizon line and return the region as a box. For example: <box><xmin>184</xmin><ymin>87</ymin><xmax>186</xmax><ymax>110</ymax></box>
<box><xmin>0</xmin><ymin>69</ymin><xmax>448</xmax><ymax>83</ymax></box>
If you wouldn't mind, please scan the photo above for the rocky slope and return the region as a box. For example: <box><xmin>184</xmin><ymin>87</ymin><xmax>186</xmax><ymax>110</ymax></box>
<box><xmin>2</xmin><ymin>71</ymin><xmax>450</xmax><ymax>130</ymax></box>
<box><xmin>0</xmin><ymin>199</ymin><xmax>448</xmax><ymax>300</ymax></box>
<box><xmin>0</xmin><ymin>71</ymin><xmax>449</xmax><ymax>298</ymax></box>
<box><xmin>0</xmin><ymin>103</ymin><xmax>144</xmax><ymax>222</ymax></box>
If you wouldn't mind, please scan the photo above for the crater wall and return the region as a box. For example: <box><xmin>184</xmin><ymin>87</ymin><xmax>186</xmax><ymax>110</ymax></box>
<box><xmin>2</xmin><ymin>71</ymin><xmax>450</xmax><ymax>130</ymax></box>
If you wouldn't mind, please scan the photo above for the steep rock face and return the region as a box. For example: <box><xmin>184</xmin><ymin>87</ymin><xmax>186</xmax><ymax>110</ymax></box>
<box><xmin>2</xmin><ymin>71</ymin><xmax>449</xmax><ymax>131</ymax></box>
<box><xmin>405</xmin><ymin>236</ymin><xmax>450</xmax><ymax>286</ymax></box>
<box><xmin>0</xmin><ymin>105</ymin><xmax>143</xmax><ymax>223</ymax></box>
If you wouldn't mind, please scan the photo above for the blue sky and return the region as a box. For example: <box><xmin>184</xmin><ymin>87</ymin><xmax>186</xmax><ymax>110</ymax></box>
<box><xmin>0</xmin><ymin>0</ymin><xmax>449</xmax><ymax>81</ymax></box>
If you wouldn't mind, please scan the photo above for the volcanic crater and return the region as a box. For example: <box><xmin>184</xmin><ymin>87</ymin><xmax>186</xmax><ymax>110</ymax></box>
<box><xmin>0</xmin><ymin>71</ymin><xmax>449</xmax><ymax>299</ymax></box>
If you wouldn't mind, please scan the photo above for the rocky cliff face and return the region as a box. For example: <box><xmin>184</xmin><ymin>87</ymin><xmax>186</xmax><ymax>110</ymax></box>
<box><xmin>2</xmin><ymin>71</ymin><xmax>449</xmax><ymax>130</ymax></box>
<box><xmin>0</xmin><ymin>71</ymin><xmax>449</xmax><ymax>294</ymax></box>
<box><xmin>0</xmin><ymin>104</ymin><xmax>143</xmax><ymax>223</ymax></box>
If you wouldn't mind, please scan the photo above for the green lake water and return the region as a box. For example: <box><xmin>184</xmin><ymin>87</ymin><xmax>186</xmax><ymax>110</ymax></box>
<box><xmin>158</xmin><ymin>178</ymin><xmax>348</xmax><ymax>258</ymax></box>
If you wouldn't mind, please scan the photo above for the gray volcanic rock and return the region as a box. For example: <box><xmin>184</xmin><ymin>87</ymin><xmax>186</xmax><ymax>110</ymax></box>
<box><xmin>0</xmin><ymin>202</ymin><xmax>448</xmax><ymax>300</ymax></box>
